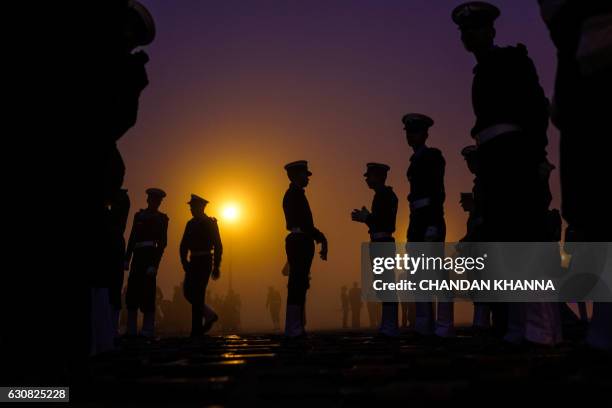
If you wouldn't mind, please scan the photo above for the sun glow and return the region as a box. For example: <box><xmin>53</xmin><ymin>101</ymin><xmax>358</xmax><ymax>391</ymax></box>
<box><xmin>221</xmin><ymin>203</ymin><xmax>240</xmax><ymax>222</ymax></box>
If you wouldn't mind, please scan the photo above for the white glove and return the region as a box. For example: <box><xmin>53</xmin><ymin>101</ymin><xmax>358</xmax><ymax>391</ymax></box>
<box><xmin>351</xmin><ymin>206</ymin><xmax>370</xmax><ymax>223</ymax></box>
<box><xmin>146</xmin><ymin>266</ymin><xmax>157</xmax><ymax>277</ymax></box>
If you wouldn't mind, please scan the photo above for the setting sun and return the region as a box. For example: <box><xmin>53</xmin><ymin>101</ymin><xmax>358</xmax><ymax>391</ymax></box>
<box><xmin>221</xmin><ymin>203</ymin><xmax>240</xmax><ymax>222</ymax></box>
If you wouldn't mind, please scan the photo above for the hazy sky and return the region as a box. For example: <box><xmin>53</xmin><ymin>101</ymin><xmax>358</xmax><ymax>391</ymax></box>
<box><xmin>120</xmin><ymin>0</ymin><xmax>559</xmax><ymax>330</ymax></box>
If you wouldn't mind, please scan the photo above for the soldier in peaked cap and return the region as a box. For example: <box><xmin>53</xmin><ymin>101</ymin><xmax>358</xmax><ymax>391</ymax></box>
<box><xmin>180</xmin><ymin>194</ymin><xmax>223</xmax><ymax>337</ymax></box>
<box><xmin>124</xmin><ymin>188</ymin><xmax>168</xmax><ymax>338</ymax></box>
<box><xmin>352</xmin><ymin>162</ymin><xmax>399</xmax><ymax>336</ymax></box>
<box><xmin>403</xmin><ymin>113</ymin><xmax>454</xmax><ymax>338</ymax></box>
<box><xmin>453</xmin><ymin>2</ymin><xmax>561</xmax><ymax>345</ymax></box>
<box><xmin>282</xmin><ymin>160</ymin><xmax>327</xmax><ymax>338</ymax></box>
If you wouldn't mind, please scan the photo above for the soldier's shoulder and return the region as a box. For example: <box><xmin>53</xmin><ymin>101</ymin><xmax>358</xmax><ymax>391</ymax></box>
<box><xmin>383</xmin><ymin>186</ymin><xmax>398</xmax><ymax>199</ymax></box>
<box><xmin>496</xmin><ymin>44</ymin><xmax>531</xmax><ymax>63</ymax></box>
<box><xmin>425</xmin><ymin>147</ymin><xmax>445</xmax><ymax>159</ymax></box>
<box><xmin>158</xmin><ymin>212</ymin><xmax>169</xmax><ymax>220</ymax></box>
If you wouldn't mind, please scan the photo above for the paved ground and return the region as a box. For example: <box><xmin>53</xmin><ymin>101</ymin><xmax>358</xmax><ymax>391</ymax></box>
<box><xmin>73</xmin><ymin>328</ymin><xmax>611</xmax><ymax>407</ymax></box>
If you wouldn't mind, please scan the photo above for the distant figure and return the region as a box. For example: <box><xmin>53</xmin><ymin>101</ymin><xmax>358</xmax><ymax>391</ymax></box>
<box><xmin>349</xmin><ymin>282</ymin><xmax>362</xmax><ymax>329</ymax></box>
<box><xmin>282</xmin><ymin>160</ymin><xmax>328</xmax><ymax>338</ymax></box>
<box><xmin>266</xmin><ymin>287</ymin><xmax>282</xmax><ymax>331</ymax></box>
<box><xmin>539</xmin><ymin>0</ymin><xmax>612</xmax><ymax>351</ymax></box>
<box><xmin>124</xmin><ymin>188</ymin><xmax>168</xmax><ymax>338</ymax></box>
<box><xmin>340</xmin><ymin>286</ymin><xmax>349</xmax><ymax>328</ymax></box>
<box><xmin>222</xmin><ymin>288</ymin><xmax>242</xmax><ymax>331</ymax></box>
<box><xmin>351</xmin><ymin>162</ymin><xmax>399</xmax><ymax>336</ymax></box>
<box><xmin>155</xmin><ymin>286</ymin><xmax>164</xmax><ymax>331</ymax></box>
<box><xmin>403</xmin><ymin>113</ymin><xmax>454</xmax><ymax>338</ymax></box>
<box><xmin>453</xmin><ymin>1</ymin><xmax>561</xmax><ymax>345</ymax></box>
<box><xmin>180</xmin><ymin>194</ymin><xmax>222</xmax><ymax>337</ymax></box>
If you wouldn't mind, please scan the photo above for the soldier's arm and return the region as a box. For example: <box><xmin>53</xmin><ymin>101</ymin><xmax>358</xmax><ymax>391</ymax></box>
<box><xmin>179</xmin><ymin>222</ymin><xmax>190</xmax><ymax>267</ymax></box>
<box><xmin>212</xmin><ymin>219</ymin><xmax>223</xmax><ymax>270</ymax></box>
<box><xmin>154</xmin><ymin>215</ymin><xmax>169</xmax><ymax>268</ymax></box>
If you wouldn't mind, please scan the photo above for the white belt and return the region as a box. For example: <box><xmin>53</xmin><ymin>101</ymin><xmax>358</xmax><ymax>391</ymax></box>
<box><xmin>476</xmin><ymin>123</ymin><xmax>522</xmax><ymax>145</ymax></box>
<box><xmin>289</xmin><ymin>228</ymin><xmax>304</xmax><ymax>233</ymax></box>
<box><xmin>135</xmin><ymin>241</ymin><xmax>157</xmax><ymax>249</ymax></box>
<box><xmin>191</xmin><ymin>250</ymin><xmax>212</xmax><ymax>256</ymax></box>
<box><xmin>370</xmin><ymin>232</ymin><xmax>392</xmax><ymax>240</ymax></box>
<box><xmin>410</xmin><ymin>197</ymin><xmax>431</xmax><ymax>210</ymax></box>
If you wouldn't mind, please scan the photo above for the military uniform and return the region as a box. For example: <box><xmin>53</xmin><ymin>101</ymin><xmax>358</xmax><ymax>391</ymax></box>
<box><xmin>125</xmin><ymin>188</ymin><xmax>168</xmax><ymax>337</ymax></box>
<box><xmin>283</xmin><ymin>160</ymin><xmax>325</xmax><ymax>337</ymax></box>
<box><xmin>353</xmin><ymin>162</ymin><xmax>400</xmax><ymax>336</ymax></box>
<box><xmin>454</xmin><ymin>2</ymin><xmax>561</xmax><ymax>345</ymax></box>
<box><xmin>540</xmin><ymin>0</ymin><xmax>612</xmax><ymax>351</ymax></box>
<box><xmin>180</xmin><ymin>194</ymin><xmax>222</xmax><ymax>336</ymax></box>
<box><xmin>404</xmin><ymin>114</ymin><xmax>453</xmax><ymax>337</ymax></box>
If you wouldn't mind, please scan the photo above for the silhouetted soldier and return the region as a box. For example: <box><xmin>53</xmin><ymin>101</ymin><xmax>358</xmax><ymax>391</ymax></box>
<box><xmin>349</xmin><ymin>282</ymin><xmax>363</xmax><ymax>329</ymax></box>
<box><xmin>180</xmin><ymin>194</ymin><xmax>222</xmax><ymax>337</ymax></box>
<box><xmin>341</xmin><ymin>286</ymin><xmax>349</xmax><ymax>328</ymax></box>
<box><xmin>453</xmin><ymin>2</ymin><xmax>561</xmax><ymax>345</ymax></box>
<box><xmin>403</xmin><ymin>113</ymin><xmax>454</xmax><ymax>338</ymax></box>
<box><xmin>107</xmin><ymin>188</ymin><xmax>130</xmax><ymax>338</ymax></box>
<box><xmin>266</xmin><ymin>287</ymin><xmax>282</xmax><ymax>330</ymax></box>
<box><xmin>352</xmin><ymin>162</ymin><xmax>399</xmax><ymax>336</ymax></box>
<box><xmin>282</xmin><ymin>160</ymin><xmax>328</xmax><ymax>338</ymax></box>
<box><xmin>539</xmin><ymin>0</ymin><xmax>612</xmax><ymax>351</ymax></box>
<box><xmin>124</xmin><ymin>188</ymin><xmax>168</xmax><ymax>338</ymax></box>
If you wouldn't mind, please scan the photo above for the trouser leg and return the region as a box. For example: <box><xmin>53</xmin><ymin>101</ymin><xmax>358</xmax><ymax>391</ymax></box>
<box><xmin>524</xmin><ymin>302</ymin><xmax>562</xmax><ymax>345</ymax></box>
<box><xmin>285</xmin><ymin>235</ymin><xmax>313</xmax><ymax>337</ymax></box>
<box><xmin>504</xmin><ymin>303</ymin><xmax>526</xmax><ymax>344</ymax></box>
<box><xmin>415</xmin><ymin>302</ymin><xmax>434</xmax><ymax>336</ymax></box>
<box><xmin>379</xmin><ymin>302</ymin><xmax>399</xmax><ymax>336</ymax></box>
<box><xmin>473</xmin><ymin>303</ymin><xmax>491</xmax><ymax>329</ymax></box>
<box><xmin>141</xmin><ymin>311</ymin><xmax>155</xmax><ymax>338</ymax></box>
<box><xmin>435</xmin><ymin>301</ymin><xmax>455</xmax><ymax>337</ymax></box>
<box><xmin>127</xmin><ymin>309</ymin><xmax>138</xmax><ymax>336</ymax></box>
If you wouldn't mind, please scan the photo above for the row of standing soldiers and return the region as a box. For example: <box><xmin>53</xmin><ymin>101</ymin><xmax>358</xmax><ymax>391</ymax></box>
<box><xmin>280</xmin><ymin>1</ymin><xmax>611</xmax><ymax>349</ymax></box>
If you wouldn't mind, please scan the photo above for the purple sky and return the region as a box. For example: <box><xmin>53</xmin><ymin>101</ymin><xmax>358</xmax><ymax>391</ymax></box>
<box><xmin>120</xmin><ymin>0</ymin><xmax>559</xmax><ymax>330</ymax></box>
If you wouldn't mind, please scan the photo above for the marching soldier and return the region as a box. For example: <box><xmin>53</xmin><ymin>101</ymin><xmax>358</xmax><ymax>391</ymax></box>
<box><xmin>452</xmin><ymin>2</ymin><xmax>561</xmax><ymax>345</ymax></box>
<box><xmin>340</xmin><ymin>286</ymin><xmax>349</xmax><ymax>328</ymax></box>
<box><xmin>282</xmin><ymin>160</ymin><xmax>328</xmax><ymax>338</ymax></box>
<box><xmin>180</xmin><ymin>194</ymin><xmax>222</xmax><ymax>337</ymax></box>
<box><xmin>124</xmin><ymin>188</ymin><xmax>168</xmax><ymax>338</ymax></box>
<box><xmin>403</xmin><ymin>113</ymin><xmax>454</xmax><ymax>338</ymax></box>
<box><xmin>351</xmin><ymin>162</ymin><xmax>399</xmax><ymax>336</ymax></box>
